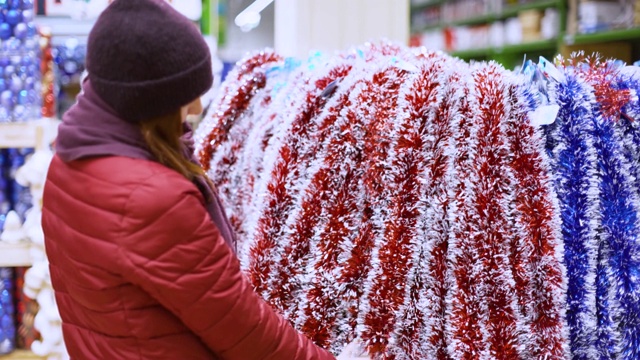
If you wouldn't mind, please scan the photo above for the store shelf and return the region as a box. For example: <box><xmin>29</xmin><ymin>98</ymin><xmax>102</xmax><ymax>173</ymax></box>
<box><xmin>0</xmin><ymin>119</ymin><xmax>60</xmax><ymax>149</ymax></box>
<box><xmin>449</xmin><ymin>0</ymin><xmax>560</xmax><ymax>27</ymax></box>
<box><xmin>414</xmin><ymin>0</ymin><xmax>561</xmax><ymax>33</ymax></box>
<box><xmin>0</xmin><ymin>350</ymin><xmax>43</xmax><ymax>359</ymax></box>
<box><xmin>566</xmin><ymin>27</ymin><xmax>640</xmax><ymax>45</ymax></box>
<box><xmin>411</xmin><ymin>0</ymin><xmax>445</xmax><ymax>11</ymax></box>
<box><xmin>451</xmin><ymin>38</ymin><xmax>558</xmax><ymax>58</ymax></box>
<box><xmin>501</xmin><ymin>0</ymin><xmax>560</xmax><ymax>18</ymax></box>
<box><xmin>0</xmin><ymin>122</ymin><xmax>40</xmax><ymax>149</ymax></box>
<box><xmin>0</xmin><ymin>242</ymin><xmax>32</xmax><ymax>267</ymax></box>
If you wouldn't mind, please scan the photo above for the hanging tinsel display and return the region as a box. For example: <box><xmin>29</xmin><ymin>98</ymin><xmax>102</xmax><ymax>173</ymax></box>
<box><xmin>196</xmin><ymin>43</ymin><xmax>640</xmax><ymax>359</ymax></box>
<box><xmin>539</xmin><ymin>57</ymin><xmax>640</xmax><ymax>360</ymax></box>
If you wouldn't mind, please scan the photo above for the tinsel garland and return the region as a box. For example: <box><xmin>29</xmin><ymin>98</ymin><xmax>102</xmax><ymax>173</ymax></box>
<box><xmin>448</xmin><ymin>62</ymin><xmax>525</xmax><ymax>359</ymax></box>
<box><xmin>544</xmin><ymin>68</ymin><xmax>601</xmax><ymax>359</ymax></box>
<box><xmin>230</xmin><ymin>68</ymin><xmax>308</xmax><ymax>243</ymax></box>
<box><xmin>504</xmin><ymin>78</ymin><xmax>568</xmax><ymax>359</ymax></box>
<box><xmin>615</xmin><ymin>68</ymin><xmax>640</xmax><ymax>195</ymax></box>
<box><xmin>389</xmin><ymin>53</ymin><xmax>464</xmax><ymax>360</ymax></box>
<box><xmin>248</xmin><ymin>57</ymin><xmax>355</xmax><ymax>304</ymax></box>
<box><xmin>292</xmin><ymin>56</ymin><xmax>397</xmax><ymax>351</ymax></box>
<box><xmin>197</xmin><ymin>50</ymin><xmax>283</xmax><ymax>168</ymax></box>
<box><xmin>352</xmin><ymin>63</ymin><xmax>415</xmax><ymax>356</ymax></box>
<box><xmin>196</xmin><ymin>46</ymin><xmax>640</xmax><ymax>359</ymax></box>
<box><xmin>205</xmin><ymin>56</ymin><xmax>284</xmax><ymax>235</ymax></box>
<box><xmin>580</xmin><ymin>61</ymin><xmax>640</xmax><ymax>360</ymax></box>
<box><xmin>359</xmin><ymin>51</ymin><xmax>449</xmax><ymax>358</ymax></box>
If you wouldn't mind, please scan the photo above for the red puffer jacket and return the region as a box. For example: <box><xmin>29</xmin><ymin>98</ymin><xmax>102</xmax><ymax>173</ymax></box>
<box><xmin>43</xmin><ymin>154</ymin><xmax>335</xmax><ymax>360</ymax></box>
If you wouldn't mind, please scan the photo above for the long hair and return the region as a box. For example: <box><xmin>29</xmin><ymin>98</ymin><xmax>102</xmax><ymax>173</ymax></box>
<box><xmin>139</xmin><ymin>111</ymin><xmax>207</xmax><ymax>183</ymax></box>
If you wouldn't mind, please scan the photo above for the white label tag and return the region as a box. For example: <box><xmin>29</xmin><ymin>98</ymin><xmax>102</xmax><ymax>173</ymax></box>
<box><xmin>529</xmin><ymin>104</ymin><xmax>560</xmax><ymax>127</ymax></box>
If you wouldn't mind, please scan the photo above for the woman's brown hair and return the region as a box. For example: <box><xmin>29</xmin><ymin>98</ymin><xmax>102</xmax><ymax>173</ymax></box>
<box><xmin>139</xmin><ymin>111</ymin><xmax>207</xmax><ymax>182</ymax></box>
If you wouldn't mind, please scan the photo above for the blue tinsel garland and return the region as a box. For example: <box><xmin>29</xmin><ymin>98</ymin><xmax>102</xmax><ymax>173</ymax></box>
<box><xmin>544</xmin><ymin>72</ymin><xmax>600</xmax><ymax>359</ymax></box>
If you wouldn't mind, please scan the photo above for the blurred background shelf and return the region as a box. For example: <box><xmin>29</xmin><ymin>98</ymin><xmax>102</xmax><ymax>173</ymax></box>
<box><xmin>0</xmin><ymin>350</ymin><xmax>43</xmax><ymax>359</ymax></box>
<box><xmin>0</xmin><ymin>242</ymin><xmax>32</xmax><ymax>268</ymax></box>
<box><xmin>451</xmin><ymin>38</ymin><xmax>558</xmax><ymax>58</ymax></box>
<box><xmin>567</xmin><ymin>27</ymin><xmax>640</xmax><ymax>45</ymax></box>
<box><xmin>410</xmin><ymin>0</ymin><xmax>640</xmax><ymax>68</ymax></box>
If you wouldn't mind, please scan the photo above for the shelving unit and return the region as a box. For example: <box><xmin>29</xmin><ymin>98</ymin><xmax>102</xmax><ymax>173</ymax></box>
<box><xmin>0</xmin><ymin>349</ymin><xmax>43</xmax><ymax>359</ymax></box>
<box><xmin>452</xmin><ymin>38</ymin><xmax>557</xmax><ymax>58</ymax></box>
<box><xmin>410</xmin><ymin>0</ymin><xmax>566</xmax><ymax>67</ymax></box>
<box><xmin>567</xmin><ymin>27</ymin><xmax>640</xmax><ymax>45</ymax></box>
<box><xmin>0</xmin><ymin>119</ymin><xmax>60</xmax><ymax>359</ymax></box>
<box><xmin>411</xmin><ymin>0</ymin><xmax>640</xmax><ymax>67</ymax></box>
<box><xmin>0</xmin><ymin>242</ymin><xmax>32</xmax><ymax>268</ymax></box>
<box><xmin>412</xmin><ymin>0</ymin><xmax>563</xmax><ymax>32</ymax></box>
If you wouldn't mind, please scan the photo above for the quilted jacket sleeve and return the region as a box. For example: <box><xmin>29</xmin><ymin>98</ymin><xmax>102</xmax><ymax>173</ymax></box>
<box><xmin>117</xmin><ymin>175</ymin><xmax>335</xmax><ymax>360</ymax></box>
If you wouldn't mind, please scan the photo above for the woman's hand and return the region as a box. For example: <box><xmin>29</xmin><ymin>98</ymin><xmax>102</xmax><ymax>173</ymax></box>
<box><xmin>337</xmin><ymin>339</ymin><xmax>371</xmax><ymax>360</ymax></box>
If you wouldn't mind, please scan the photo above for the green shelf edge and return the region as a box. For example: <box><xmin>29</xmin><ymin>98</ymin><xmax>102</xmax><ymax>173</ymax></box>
<box><xmin>451</xmin><ymin>39</ymin><xmax>558</xmax><ymax>58</ymax></box>
<box><xmin>411</xmin><ymin>0</ymin><xmax>446</xmax><ymax>12</ymax></box>
<box><xmin>567</xmin><ymin>27</ymin><xmax>640</xmax><ymax>45</ymax></box>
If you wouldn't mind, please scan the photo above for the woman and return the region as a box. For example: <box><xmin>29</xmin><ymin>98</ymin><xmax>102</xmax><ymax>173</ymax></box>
<box><xmin>42</xmin><ymin>0</ymin><xmax>354</xmax><ymax>358</ymax></box>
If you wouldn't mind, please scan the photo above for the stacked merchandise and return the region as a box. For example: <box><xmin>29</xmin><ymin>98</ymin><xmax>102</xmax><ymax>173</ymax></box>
<box><xmin>195</xmin><ymin>43</ymin><xmax>640</xmax><ymax>359</ymax></box>
<box><xmin>52</xmin><ymin>39</ymin><xmax>86</xmax><ymax>117</ymax></box>
<box><xmin>0</xmin><ymin>267</ymin><xmax>15</xmax><ymax>355</ymax></box>
<box><xmin>0</xmin><ymin>149</ymin><xmax>36</xmax><ymax>356</ymax></box>
<box><xmin>0</xmin><ymin>0</ymin><xmax>41</xmax><ymax>123</ymax></box>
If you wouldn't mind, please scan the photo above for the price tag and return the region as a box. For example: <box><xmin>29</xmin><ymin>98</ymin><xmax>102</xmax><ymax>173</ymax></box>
<box><xmin>0</xmin><ymin>122</ymin><xmax>38</xmax><ymax>148</ymax></box>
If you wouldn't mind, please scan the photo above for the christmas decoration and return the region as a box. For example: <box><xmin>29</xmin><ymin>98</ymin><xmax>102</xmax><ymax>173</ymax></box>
<box><xmin>196</xmin><ymin>44</ymin><xmax>640</xmax><ymax>359</ymax></box>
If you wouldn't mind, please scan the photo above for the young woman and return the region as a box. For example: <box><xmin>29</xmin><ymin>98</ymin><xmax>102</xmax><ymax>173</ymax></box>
<box><xmin>42</xmin><ymin>0</ymin><xmax>347</xmax><ymax>358</ymax></box>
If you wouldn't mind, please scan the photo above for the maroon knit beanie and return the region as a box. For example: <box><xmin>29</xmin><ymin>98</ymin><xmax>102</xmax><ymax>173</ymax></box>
<box><xmin>86</xmin><ymin>0</ymin><xmax>213</xmax><ymax>123</ymax></box>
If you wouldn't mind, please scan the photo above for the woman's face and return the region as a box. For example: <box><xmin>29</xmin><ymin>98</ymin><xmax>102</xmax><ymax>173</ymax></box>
<box><xmin>181</xmin><ymin>97</ymin><xmax>203</xmax><ymax>122</ymax></box>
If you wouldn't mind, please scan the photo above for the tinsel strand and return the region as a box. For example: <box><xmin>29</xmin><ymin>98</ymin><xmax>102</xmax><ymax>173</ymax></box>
<box><xmin>544</xmin><ymin>70</ymin><xmax>600</xmax><ymax>359</ymax></box>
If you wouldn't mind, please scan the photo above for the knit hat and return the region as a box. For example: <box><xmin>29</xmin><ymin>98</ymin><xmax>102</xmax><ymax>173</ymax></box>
<box><xmin>86</xmin><ymin>0</ymin><xmax>213</xmax><ymax>123</ymax></box>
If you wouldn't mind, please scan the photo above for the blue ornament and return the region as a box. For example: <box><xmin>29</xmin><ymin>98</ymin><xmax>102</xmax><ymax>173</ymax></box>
<box><xmin>16</xmin><ymin>89</ymin><xmax>26</xmax><ymax>104</ymax></box>
<box><xmin>5</xmin><ymin>9</ymin><xmax>20</xmax><ymax>26</ymax></box>
<box><xmin>26</xmin><ymin>88</ymin><xmax>36</xmax><ymax>101</ymax></box>
<box><xmin>9</xmin><ymin>76</ymin><xmax>22</xmax><ymax>92</ymax></box>
<box><xmin>12</xmin><ymin>103</ymin><xmax>25</xmax><ymax>120</ymax></box>
<box><xmin>8</xmin><ymin>0</ymin><xmax>19</xmax><ymax>9</ymax></box>
<box><xmin>4</xmin><ymin>65</ymin><xmax>14</xmax><ymax>77</ymax></box>
<box><xmin>0</xmin><ymin>0</ymin><xmax>8</xmax><ymax>10</ymax></box>
<box><xmin>23</xmin><ymin>76</ymin><xmax>33</xmax><ymax>90</ymax></box>
<box><xmin>3</xmin><ymin>40</ymin><xmax>20</xmax><ymax>54</ymax></box>
<box><xmin>25</xmin><ymin>21</ymin><xmax>35</xmax><ymax>37</ymax></box>
<box><xmin>1</xmin><ymin>89</ymin><xmax>13</xmax><ymax>108</ymax></box>
<box><xmin>13</xmin><ymin>22</ymin><xmax>26</xmax><ymax>39</ymax></box>
<box><xmin>0</xmin><ymin>106</ymin><xmax>10</xmax><ymax>121</ymax></box>
<box><xmin>20</xmin><ymin>54</ymin><xmax>32</xmax><ymax>67</ymax></box>
<box><xmin>0</xmin><ymin>23</ymin><xmax>11</xmax><ymax>40</ymax></box>
<box><xmin>23</xmin><ymin>38</ymin><xmax>37</xmax><ymax>51</ymax></box>
<box><xmin>9</xmin><ymin>55</ymin><xmax>19</xmax><ymax>66</ymax></box>
<box><xmin>21</xmin><ymin>8</ymin><xmax>31</xmax><ymax>21</ymax></box>
<box><xmin>0</xmin><ymin>79</ymin><xmax>7</xmax><ymax>92</ymax></box>
<box><xmin>25</xmin><ymin>64</ymin><xmax>36</xmax><ymax>77</ymax></box>
<box><xmin>20</xmin><ymin>0</ymin><xmax>31</xmax><ymax>9</ymax></box>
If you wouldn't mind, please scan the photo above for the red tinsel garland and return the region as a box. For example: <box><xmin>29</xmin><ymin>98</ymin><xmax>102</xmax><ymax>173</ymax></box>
<box><xmin>248</xmin><ymin>59</ymin><xmax>354</xmax><ymax>302</ymax></box>
<box><xmin>361</xmin><ymin>51</ymin><xmax>447</xmax><ymax>358</ymax></box>
<box><xmin>208</xmin><ymin>67</ymin><xmax>280</xmax><ymax>237</ymax></box>
<box><xmin>504</xmin><ymin>80</ymin><xmax>569</xmax><ymax>359</ymax></box>
<box><xmin>350</xmin><ymin>65</ymin><xmax>413</xmax><ymax>356</ymax></box>
<box><xmin>198</xmin><ymin>51</ymin><xmax>283</xmax><ymax>171</ymax></box>
<box><xmin>292</xmin><ymin>55</ymin><xmax>411</xmax><ymax>352</ymax></box>
<box><xmin>233</xmin><ymin>71</ymin><xmax>309</xmax><ymax>244</ymax></box>
<box><xmin>390</xmin><ymin>55</ymin><xmax>467</xmax><ymax>360</ymax></box>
